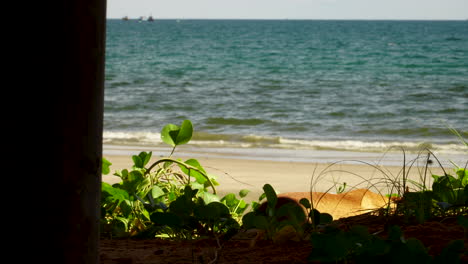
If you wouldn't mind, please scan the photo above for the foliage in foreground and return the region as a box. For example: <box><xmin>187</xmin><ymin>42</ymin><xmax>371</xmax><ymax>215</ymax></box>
<box><xmin>100</xmin><ymin>120</ymin><xmax>466</xmax><ymax>262</ymax></box>
<box><xmin>394</xmin><ymin>166</ymin><xmax>467</xmax><ymax>223</ymax></box>
<box><xmin>309</xmin><ymin>224</ymin><xmax>465</xmax><ymax>264</ymax></box>
<box><xmin>101</xmin><ymin>120</ymin><xmax>249</xmax><ymax>239</ymax></box>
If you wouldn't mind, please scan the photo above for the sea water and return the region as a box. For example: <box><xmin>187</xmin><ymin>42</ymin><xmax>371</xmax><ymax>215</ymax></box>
<box><xmin>104</xmin><ymin>19</ymin><xmax>467</xmax><ymax>163</ymax></box>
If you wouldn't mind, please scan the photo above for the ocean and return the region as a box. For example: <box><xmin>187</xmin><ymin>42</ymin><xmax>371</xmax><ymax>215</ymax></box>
<box><xmin>104</xmin><ymin>19</ymin><xmax>467</xmax><ymax>163</ymax></box>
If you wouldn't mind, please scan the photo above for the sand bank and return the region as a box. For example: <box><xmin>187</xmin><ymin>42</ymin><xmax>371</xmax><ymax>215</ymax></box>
<box><xmin>102</xmin><ymin>146</ymin><xmax>453</xmax><ymax>203</ymax></box>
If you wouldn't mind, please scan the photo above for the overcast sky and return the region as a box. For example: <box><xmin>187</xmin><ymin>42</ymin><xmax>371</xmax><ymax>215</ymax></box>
<box><xmin>107</xmin><ymin>0</ymin><xmax>468</xmax><ymax>20</ymax></box>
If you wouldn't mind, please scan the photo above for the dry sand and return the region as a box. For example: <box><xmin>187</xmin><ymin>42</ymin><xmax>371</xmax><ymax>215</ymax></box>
<box><xmin>102</xmin><ymin>150</ymin><xmax>449</xmax><ymax>204</ymax></box>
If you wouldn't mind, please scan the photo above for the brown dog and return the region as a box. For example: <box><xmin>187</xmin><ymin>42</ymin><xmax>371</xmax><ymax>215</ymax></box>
<box><xmin>278</xmin><ymin>188</ymin><xmax>389</xmax><ymax>220</ymax></box>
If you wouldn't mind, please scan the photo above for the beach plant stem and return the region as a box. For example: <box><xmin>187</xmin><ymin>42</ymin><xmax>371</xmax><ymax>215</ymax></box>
<box><xmin>145</xmin><ymin>158</ymin><xmax>217</xmax><ymax>194</ymax></box>
<box><xmin>169</xmin><ymin>146</ymin><xmax>176</xmax><ymax>157</ymax></box>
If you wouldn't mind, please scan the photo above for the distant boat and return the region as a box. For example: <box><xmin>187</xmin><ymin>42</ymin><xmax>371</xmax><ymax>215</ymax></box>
<box><xmin>147</xmin><ymin>16</ymin><xmax>155</xmax><ymax>22</ymax></box>
<box><xmin>122</xmin><ymin>16</ymin><xmax>129</xmax><ymax>21</ymax></box>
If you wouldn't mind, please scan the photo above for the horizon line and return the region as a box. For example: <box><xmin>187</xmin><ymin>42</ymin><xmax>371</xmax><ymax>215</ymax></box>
<box><xmin>108</xmin><ymin>17</ymin><xmax>468</xmax><ymax>21</ymax></box>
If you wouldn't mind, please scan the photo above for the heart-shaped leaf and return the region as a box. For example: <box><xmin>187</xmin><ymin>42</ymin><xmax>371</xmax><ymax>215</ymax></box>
<box><xmin>160</xmin><ymin>124</ymin><xmax>179</xmax><ymax>147</ymax></box>
<box><xmin>160</xmin><ymin>120</ymin><xmax>193</xmax><ymax>147</ymax></box>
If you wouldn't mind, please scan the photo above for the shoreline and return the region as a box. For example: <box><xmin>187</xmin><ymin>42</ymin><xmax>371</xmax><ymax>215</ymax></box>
<box><xmin>104</xmin><ymin>144</ymin><xmax>467</xmax><ymax>166</ymax></box>
<box><xmin>102</xmin><ymin>144</ymin><xmax>463</xmax><ymax>202</ymax></box>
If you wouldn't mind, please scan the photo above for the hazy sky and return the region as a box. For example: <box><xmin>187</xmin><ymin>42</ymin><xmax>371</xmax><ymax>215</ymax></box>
<box><xmin>107</xmin><ymin>0</ymin><xmax>468</xmax><ymax>20</ymax></box>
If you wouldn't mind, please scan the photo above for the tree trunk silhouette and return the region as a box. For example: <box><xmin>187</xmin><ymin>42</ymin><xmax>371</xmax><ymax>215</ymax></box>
<box><xmin>49</xmin><ymin>0</ymin><xmax>106</xmax><ymax>263</ymax></box>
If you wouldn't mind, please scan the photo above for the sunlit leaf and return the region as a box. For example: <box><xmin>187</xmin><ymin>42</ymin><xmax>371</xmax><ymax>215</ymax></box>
<box><xmin>132</xmin><ymin>155</ymin><xmax>143</xmax><ymax>168</ymax></box>
<box><xmin>199</xmin><ymin>191</ymin><xmax>220</xmax><ymax>204</ymax></box>
<box><xmin>239</xmin><ymin>189</ymin><xmax>250</xmax><ymax>198</ymax></box>
<box><xmin>180</xmin><ymin>159</ymin><xmax>208</xmax><ymax>184</ymax></box>
<box><xmin>102</xmin><ymin>157</ymin><xmax>112</xmax><ymax>175</ymax></box>
<box><xmin>160</xmin><ymin>120</ymin><xmax>193</xmax><ymax>147</ymax></box>
<box><xmin>175</xmin><ymin>120</ymin><xmax>193</xmax><ymax>146</ymax></box>
<box><xmin>160</xmin><ymin>123</ymin><xmax>179</xmax><ymax>146</ymax></box>
<box><xmin>151</xmin><ymin>185</ymin><xmax>165</xmax><ymax>199</ymax></box>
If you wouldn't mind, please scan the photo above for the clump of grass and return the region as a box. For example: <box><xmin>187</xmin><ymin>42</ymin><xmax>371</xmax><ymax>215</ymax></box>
<box><xmin>307</xmin><ymin>143</ymin><xmax>467</xmax><ymax>225</ymax></box>
<box><xmin>305</xmin><ymin>140</ymin><xmax>466</xmax><ymax>263</ymax></box>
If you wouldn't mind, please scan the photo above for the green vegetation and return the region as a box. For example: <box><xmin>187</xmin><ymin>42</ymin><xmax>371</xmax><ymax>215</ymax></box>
<box><xmin>309</xmin><ymin>225</ymin><xmax>465</xmax><ymax>264</ymax></box>
<box><xmin>101</xmin><ymin>120</ymin><xmax>466</xmax><ymax>262</ymax></box>
<box><xmin>101</xmin><ymin>120</ymin><xmax>248</xmax><ymax>239</ymax></box>
<box><xmin>394</xmin><ymin>165</ymin><xmax>467</xmax><ymax>223</ymax></box>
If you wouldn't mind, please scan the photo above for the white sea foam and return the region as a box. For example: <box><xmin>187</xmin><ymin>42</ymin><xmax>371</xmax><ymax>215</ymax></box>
<box><xmin>103</xmin><ymin>131</ymin><xmax>163</xmax><ymax>145</ymax></box>
<box><xmin>103</xmin><ymin>130</ymin><xmax>467</xmax><ymax>155</ymax></box>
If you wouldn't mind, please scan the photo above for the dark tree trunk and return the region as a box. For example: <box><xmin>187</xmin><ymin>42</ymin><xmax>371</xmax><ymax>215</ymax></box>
<box><xmin>47</xmin><ymin>0</ymin><xmax>106</xmax><ymax>263</ymax></box>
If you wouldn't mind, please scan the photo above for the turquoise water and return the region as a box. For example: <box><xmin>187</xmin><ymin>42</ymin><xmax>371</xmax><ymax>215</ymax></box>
<box><xmin>104</xmin><ymin>19</ymin><xmax>468</xmax><ymax>154</ymax></box>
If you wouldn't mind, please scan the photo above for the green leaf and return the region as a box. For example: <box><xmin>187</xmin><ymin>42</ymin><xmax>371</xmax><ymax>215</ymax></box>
<box><xmin>253</xmin><ymin>215</ymin><xmax>269</xmax><ymax>230</ymax></box>
<box><xmin>432</xmin><ymin>175</ymin><xmax>462</xmax><ymax>204</ymax></box>
<box><xmin>258</xmin><ymin>193</ymin><xmax>266</xmax><ymax>202</ymax></box>
<box><xmin>183</xmin><ymin>185</ymin><xmax>198</xmax><ymax>199</ymax></box>
<box><xmin>221</xmin><ymin>193</ymin><xmax>238</xmax><ymax>208</ymax></box>
<box><xmin>170</xmin><ymin>196</ymin><xmax>195</xmax><ymax>216</ymax></box>
<box><xmin>207</xmin><ymin>175</ymin><xmax>219</xmax><ymax>186</ymax></box>
<box><xmin>176</xmin><ymin>120</ymin><xmax>193</xmax><ymax>146</ymax></box>
<box><xmin>160</xmin><ymin>120</ymin><xmax>193</xmax><ymax>147</ymax></box>
<box><xmin>180</xmin><ymin>159</ymin><xmax>208</xmax><ymax>184</ymax></box>
<box><xmin>128</xmin><ymin>170</ymin><xmax>144</xmax><ymax>182</ymax></box>
<box><xmin>168</xmin><ymin>191</ymin><xmax>177</xmax><ymax>202</ymax></box>
<box><xmin>235</xmin><ymin>200</ymin><xmax>248</xmax><ymax>214</ymax></box>
<box><xmin>116</xmin><ymin>169</ymin><xmax>129</xmax><ymax>180</ymax></box>
<box><xmin>101</xmin><ymin>183</ymin><xmax>130</xmax><ymax>204</ymax></box>
<box><xmin>263</xmin><ymin>184</ymin><xmax>277</xmax><ymax>209</ymax></box>
<box><xmin>198</xmin><ymin>191</ymin><xmax>220</xmax><ymax>204</ymax></box>
<box><xmin>161</xmin><ymin>124</ymin><xmax>179</xmax><ymax>147</ymax></box>
<box><xmin>457</xmin><ymin>168</ymin><xmax>467</xmax><ymax>186</ymax></box>
<box><xmin>151</xmin><ymin>212</ymin><xmax>182</xmax><ymax>228</ymax></box>
<box><xmin>132</xmin><ymin>155</ymin><xmax>143</xmax><ymax>168</ymax></box>
<box><xmin>136</xmin><ymin>178</ymin><xmax>152</xmax><ymax>197</ymax></box>
<box><xmin>239</xmin><ymin>189</ymin><xmax>250</xmax><ymax>198</ymax></box>
<box><xmin>117</xmin><ymin>170</ymin><xmax>144</xmax><ymax>195</ymax></box>
<box><xmin>132</xmin><ymin>152</ymin><xmax>152</xmax><ymax>168</ymax></box>
<box><xmin>151</xmin><ymin>186</ymin><xmax>165</xmax><ymax>199</ymax></box>
<box><xmin>140</xmin><ymin>151</ymin><xmax>152</xmax><ymax>167</ymax></box>
<box><xmin>114</xmin><ymin>217</ymin><xmax>130</xmax><ymax>235</ymax></box>
<box><xmin>190</xmin><ymin>181</ymin><xmax>205</xmax><ymax>191</ymax></box>
<box><xmin>309</xmin><ymin>230</ymin><xmax>348</xmax><ymax>261</ymax></box>
<box><xmin>276</xmin><ymin>203</ymin><xmax>306</xmax><ymax>225</ymax></box>
<box><xmin>299</xmin><ymin>198</ymin><xmax>311</xmax><ymax>209</ymax></box>
<box><xmin>120</xmin><ymin>200</ymin><xmax>133</xmax><ymax>218</ymax></box>
<box><xmin>241</xmin><ymin>212</ymin><xmax>256</xmax><ymax>229</ymax></box>
<box><xmin>319</xmin><ymin>213</ymin><xmax>333</xmax><ymax>224</ymax></box>
<box><xmin>102</xmin><ymin>157</ymin><xmax>112</xmax><ymax>175</ymax></box>
<box><xmin>311</xmin><ymin>209</ymin><xmax>321</xmax><ymax>225</ymax></box>
<box><xmin>141</xmin><ymin>208</ymin><xmax>151</xmax><ymax>221</ymax></box>
<box><xmin>195</xmin><ymin>202</ymin><xmax>230</xmax><ymax>221</ymax></box>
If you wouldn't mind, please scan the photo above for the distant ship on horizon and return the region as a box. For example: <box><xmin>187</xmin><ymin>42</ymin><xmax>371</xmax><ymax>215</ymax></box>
<box><xmin>119</xmin><ymin>15</ymin><xmax>155</xmax><ymax>22</ymax></box>
<box><xmin>136</xmin><ymin>15</ymin><xmax>155</xmax><ymax>22</ymax></box>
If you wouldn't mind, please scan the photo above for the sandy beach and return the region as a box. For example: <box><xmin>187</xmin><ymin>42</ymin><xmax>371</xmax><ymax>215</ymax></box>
<box><xmin>102</xmin><ymin>145</ymin><xmax>456</xmax><ymax>203</ymax></box>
